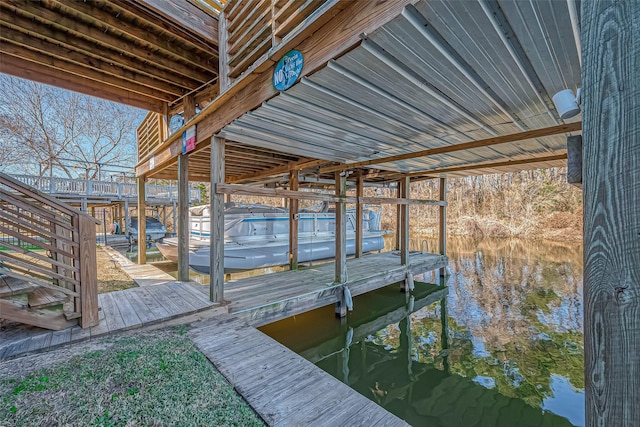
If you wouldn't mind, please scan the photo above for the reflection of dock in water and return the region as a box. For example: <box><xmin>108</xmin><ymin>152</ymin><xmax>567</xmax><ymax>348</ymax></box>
<box><xmin>271</xmin><ymin>282</ymin><xmax>574</xmax><ymax>426</ymax></box>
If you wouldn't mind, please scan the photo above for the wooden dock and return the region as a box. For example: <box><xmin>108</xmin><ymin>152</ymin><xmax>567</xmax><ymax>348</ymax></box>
<box><xmin>189</xmin><ymin>314</ymin><xmax>409</xmax><ymax>426</ymax></box>
<box><xmin>1</xmin><ymin>252</ymin><xmax>445</xmax><ymax>360</ymax></box>
<box><xmin>0</xmin><ymin>280</ymin><xmax>223</xmax><ymax>360</ymax></box>
<box><xmin>192</xmin><ymin>251</ymin><xmax>447</xmax><ymax>327</ymax></box>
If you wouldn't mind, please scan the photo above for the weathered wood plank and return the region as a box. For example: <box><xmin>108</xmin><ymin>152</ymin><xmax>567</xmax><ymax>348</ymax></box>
<box><xmin>110</xmin><ymin>290</ymin><xmax>142</xmax><ymax>330</ymax></box>
<box><xmin>582</xmin><ymin>1</ymin><xmax>640</xmax><ymax>426</ymax></box>
<box><xmin>99</xmin><ymin>292</ymin><xmax>125</xmax><ymax>332</ymax></box>
<box><xmin>129</xmin><ymin>287</ymin><xmax>171</xmax><ymax>320</ymax></box>
<box><xmin>210</xmin><ymin>136</ymin><xmax>225</xmax><ymax>303</ymax></box>
<box><xmin>189</xmin><ymin>315</ymin><xmax>408</xmax><ymax>426</ymax></box>
<box><xmin>78</xmin><ymin>214</ymin><xmax>98</xmax><ymax>327</ymax></box>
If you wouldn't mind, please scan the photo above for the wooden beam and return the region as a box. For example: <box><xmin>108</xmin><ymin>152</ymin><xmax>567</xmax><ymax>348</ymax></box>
<box><xmin>136</xmin><ymin>0</ymin><xmax>413</xmax><ymax>176</ymax></box>
<box><xmin>109</xmin><ymin>0</ymin><xmax>217</xmax><ymax>50</ymax></box>
<box><xmin>227</xmin><ymin>159</ymin><xmax>327</xmax><ymax>183</ymax></box>
<box><xmin>0</xmin><ymin>7</ymin><xmax>202</xmax><ymax>89</ymax></box>
<box><xmin>289</xmin><ymin>170</ymin><xmax>299</xmax><ymax>270</ymax></box>
<box><xmin>131</xmin><ymin>0</ymin><xmax>219</xmax><ymax>45</ymax></box>
<box><xmin>136</xmin><ymin>177</ymin><xmax>146</xmax><ymax>264</ymax></box>
<box><xmin>320</xmin><ymin>123</ymin><xmax>582</xmax><ymax>173</ymax></box>
<box><xmin>582</xmin><ymin>1</ymin><xmax>640</xmax><ymax>426</ymax></box>
<box><xmin>50</xmin><ymin>0</ymin><xmax>217</xmax><ymax>71</ymax></box>
<box><xmin>177</xmin><ymin>154</ymin><xmax>190</xmax><ymax>282</ymax></box>
<box><xmin>2</xmin><ymin>0</ymin><xmax>212</xmax><ymax>83</ymax></box>
<box><xmin>0</xmin><ymin>26</ymin><xmax>184</xmax><ymax>97</ymax></box>
<box><xmin>216</xmin><ymin>183</ymin><xmax>357</xmax><ymax>203</ymax></box>
<box><xmin>0</xmin><ymin>53</ymin><xmax>163</xmax><ymax>112</ymax></box>
<box><xmin>0</xmin><ymin>39</ymin><xmax>176</xmax><ymax>102</ymax></box>
<box><xmin>355</xmin><ymin>176</ymin><xmax>363</xmax><ymax>258</ymax></box>
<box><xmin>406</xmin><ymin>154</ymin><xmax>569</xmax><ymax>182</ymax></box>
<box><xmin>210</xmin><ymin>136</ymin><xmax>225</xmax><ymax>303</ymax></box>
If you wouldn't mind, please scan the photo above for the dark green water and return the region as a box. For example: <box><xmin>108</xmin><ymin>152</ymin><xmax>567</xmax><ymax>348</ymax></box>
<box><xmin>260</xmin><ymin>237</ymin><xmax>584</xmax><ymax>427</ymax></box>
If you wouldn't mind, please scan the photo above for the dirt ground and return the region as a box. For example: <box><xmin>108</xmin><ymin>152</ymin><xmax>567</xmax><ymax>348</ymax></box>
<box><xmin>95</xmin><ymin>246</ymin><xmax>137</xmax><ymax>293</ymax></box>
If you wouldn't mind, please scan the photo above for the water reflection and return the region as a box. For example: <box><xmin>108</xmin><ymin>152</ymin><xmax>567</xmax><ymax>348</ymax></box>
<box><xmin>261</xmin><ymin>237</ymin><xmax>584</xmax><ymax>426</ymax></box>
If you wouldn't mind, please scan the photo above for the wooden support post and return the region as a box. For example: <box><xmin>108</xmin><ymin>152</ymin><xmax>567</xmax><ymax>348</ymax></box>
<box><xmin>567</xmin><ymin>135</ymin><xmax>583</xmax><ymax>187</ymax></box>
<box><xmin>78</xmin><ymin>214</ymin><xmax>98</xmax><ymax>327</ymax></box>
<box><xmin>210</xmin><ymin>136</ymin><xmax>225</xmax><ymax>303</ymax></box>
<box><xmin>399</xmin><ymin>177</ymin><xmax>410</xmax><ymax>292</ymax></box>
<box><xmin>439</xmin><ymin>177</ymin><xmax>447</xmax><ymax>278</ymax></box>
<box><xmin>400</xmin><ymin>177</ymin><xmax>410</xmax><ymax>265</ymax></box>
<box><xmin>355</xmin><ymin>176</ymin><xmax>364</xmax><ymax>258</ymax></box>
<box><xmin>137</xmin><ymin>177</ymin><xmax>146</xmax><ymax>264</ymax></box>
<box><xmin>334</xmin><ymin>172</ymin><xmax>347</xmax><ymax>318</ymax></box>
<box><xmin>582</xmin><ymin>2</ymin><xmax>640</xmax><ymax>425</ymax></box>
<box><xmin>289</xmin><ymin>170</ymin><xmax>299</xmax><ymax>270</ymax></box>
<box><xmin>335</xmin><ymin>171</ymin><xmax>347</xmax><ymax>284</ymax></box>
<box><xmin>177</xmin><ymin>153</ymin><xmax>190</xmax><ymax>281</ymax></box>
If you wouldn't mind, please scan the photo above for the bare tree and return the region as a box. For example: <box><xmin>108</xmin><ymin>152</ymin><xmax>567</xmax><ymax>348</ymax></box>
<box><xmin>0</xmin><ymin>76</ymin><xmax>143</xmax><ymax>178</ymax></box>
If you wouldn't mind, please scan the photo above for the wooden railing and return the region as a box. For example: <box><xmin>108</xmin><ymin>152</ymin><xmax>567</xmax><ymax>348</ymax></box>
<box><xmin>0</xmin><ymin>173</ymin><xmax>99</xmax><ymax>328</ymax></box>
<box><xmin>137</xmin><ymin>111</ymin><xmax>166</xmax><ymax>161</ymax></box>
<box><xmin>9</xmin><ymin>174</ymin><xmax>201</xmax><ymax>203</ymax></box>
<box><xmin>223</xmin><ymin>0</ymin><xmax>328</xmax><ymax>79</ymax></box>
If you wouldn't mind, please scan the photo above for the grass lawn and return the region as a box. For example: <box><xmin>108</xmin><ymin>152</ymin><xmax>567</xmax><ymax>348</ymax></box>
<box><xmin>0</xmin><ymin>327</ymin><xmax>264</xmax><ymax>426</ymax></box>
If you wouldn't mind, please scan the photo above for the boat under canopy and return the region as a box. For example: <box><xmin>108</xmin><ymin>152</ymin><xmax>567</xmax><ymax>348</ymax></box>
<box><xmin>156</xmin><ymin>203</ymin><xmax>387</xmax><ymax>273</ymax></box>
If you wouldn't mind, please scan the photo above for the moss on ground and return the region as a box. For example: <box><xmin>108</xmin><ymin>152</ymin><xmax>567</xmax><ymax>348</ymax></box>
<box><xmin>0</xmin><ymin>327</ymin><xmax>264</xmax><ymax>426</ymax></box>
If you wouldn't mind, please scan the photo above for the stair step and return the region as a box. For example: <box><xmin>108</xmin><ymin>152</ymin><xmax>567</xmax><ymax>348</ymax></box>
<box><xmin>0</xmin><ymin>298</ymin><xmax>78</xmax><ymax>330</ymax></box>
<box><xmin>28</xmin><ymin>287</ymin><xmax>69</xmax><ymax>309</ymax></box>
<box><xmin>64</xmin><ymin>311</ymin><xmax>82</xmax><ymax>320</ymax></box>
<box><xmin>0</xmin><ymin>276</ymin><xmax>39</xmax><ymax>297</ymax></box>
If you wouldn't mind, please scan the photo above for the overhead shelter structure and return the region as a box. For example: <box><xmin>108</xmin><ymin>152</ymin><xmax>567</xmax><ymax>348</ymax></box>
<box><xmin>1</xmin><ymin>1</ymin><xmax>638</xmax><ymax>426</ymax></box>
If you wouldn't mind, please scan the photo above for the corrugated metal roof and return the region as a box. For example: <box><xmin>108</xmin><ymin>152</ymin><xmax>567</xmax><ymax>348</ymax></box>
<box><xmin>219</xmin><ymin>0</ymin><xmax>582</xmax><ymax>178</ymax></box>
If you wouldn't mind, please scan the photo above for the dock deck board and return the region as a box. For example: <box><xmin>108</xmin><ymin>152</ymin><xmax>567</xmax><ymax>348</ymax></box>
<box><xmin>209</xmin><ymin>251</ymin><xmax>447</xmax><ymax>326</ymax></box>
<box><xmin>189</xmin><ymin>315</ymin><xmax>409</xmax><ymax>427</ymax></box>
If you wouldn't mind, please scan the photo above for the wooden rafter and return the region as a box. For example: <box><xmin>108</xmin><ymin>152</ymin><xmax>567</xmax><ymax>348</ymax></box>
<box><xmin>0</xmin><ymin>0</ymin><xmax>220</xmax><ymax>110</ymax></box>
<box><xmin>320</xmin><ymin>123</ymin><xmax>582</xmax><ymax>173</ymax></box>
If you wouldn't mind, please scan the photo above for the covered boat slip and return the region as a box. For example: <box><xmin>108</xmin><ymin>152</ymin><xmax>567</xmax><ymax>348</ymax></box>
<box><xmin>129</xmin><ymin>0</ymin><xmax>585</xmax><ymax>314</ymax></box>
<box><xmin>1</xmin><ymin>1</ymin><xmax>638</xmax><ymax>425</ymax></box>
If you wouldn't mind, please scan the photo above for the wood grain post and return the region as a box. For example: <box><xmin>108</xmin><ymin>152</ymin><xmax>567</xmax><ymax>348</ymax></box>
<box><xmin>177</xmin><ymin>153</ymin><xmax>190</xmax><ymax>281</ymax></box>
<box><xmin>78</xmin><ymin>214</ymin><xmax>98</xmax><ymax>328</ymax></box>
<box><xmin>355</xmin><ymin>176</ymin><xmax>364</xmax><ymax>258</ymax></box>
<box><xmin>289</xmin><ymin>170</ymin><xmax>299</xmax><ymax>270</ymax></box>
<box><xmin>399</xmin><ymin>177</ymin><xmax>410</xmax><ymax>292</ymax></box>
<box><xmin>136</xmin><ymin>176</ymin><xmax>146</xmax><ymax>264</ymax></box>
<box><xmin>210</xmin><ymin>136</ymin><xmax>225</xmax><ymax>303</ymax></box>
<box><xmin>335</xmin><ymin>171</ymin><xmax>347</xmax><ymax>286</ymax></box>
<box><xmin>582</xmin><ymin>1</ymin><xmax>640</xmax><ymax>426</ymax></box>
<box><xmin>439</xmin><ymin>177</ymin><xmax>447</xmax><ymax>278</ymax></box>
<box><xmin>567</xmin><ymin>135</ymin><xmax>583</xmax><ymax>187</ymax></box>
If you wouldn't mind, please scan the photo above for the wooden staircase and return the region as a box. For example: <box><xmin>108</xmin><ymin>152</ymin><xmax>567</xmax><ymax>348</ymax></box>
<box><xmin>0</xmin><ymin>173</ymin><xmax>99</xmax><ymax>330</ymax></box>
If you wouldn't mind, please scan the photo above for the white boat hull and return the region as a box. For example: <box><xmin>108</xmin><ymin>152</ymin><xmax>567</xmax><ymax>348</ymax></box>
<box><xmin>157</xmin><ymin>235</ymin><xmax>385</xmax><ymax>274</ymax></box>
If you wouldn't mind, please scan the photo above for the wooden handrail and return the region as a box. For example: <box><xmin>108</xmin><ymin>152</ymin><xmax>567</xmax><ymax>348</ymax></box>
<box><xmin>0</xmin><ymin>171</ymin><xmax>99</xmax><ymax>328</ymax></box>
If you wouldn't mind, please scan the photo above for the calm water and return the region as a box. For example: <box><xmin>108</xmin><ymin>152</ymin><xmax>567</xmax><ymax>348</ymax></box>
<box><xmin>260</xmin><ymin>237</ymin><xmax>584</xmax><ymax>427</ymax></box>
